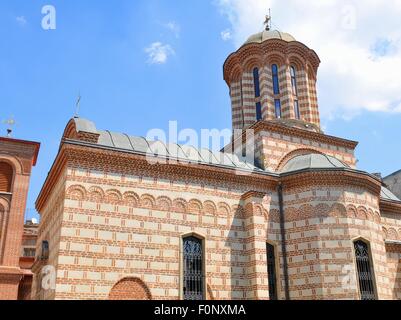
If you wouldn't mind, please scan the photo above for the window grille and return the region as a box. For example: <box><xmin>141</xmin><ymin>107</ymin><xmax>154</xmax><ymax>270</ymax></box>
<box><xmin>354</xmin><ymin>240</ymin><xmax>376</xmax><ymax>300</ymax></box>
<box><xmin>266</xmin><ymin>243</ymin><xmax>278</xmax><ymax>300</ymax></box>
<box><xmin>183</xmin><ymin>236</ymin><xmax>204</xmax><ymax>300</ymax></box>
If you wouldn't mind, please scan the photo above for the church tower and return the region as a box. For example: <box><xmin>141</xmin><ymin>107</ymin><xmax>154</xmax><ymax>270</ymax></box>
<box><xmin>223</xmin><ymin>19</ymin><xmax>358</xmax><ymax>172</ymax></box>
<box><xmin>224</xmin><ymin>23</ymin><xmax>321</xmax><ymax>133</ymax></box>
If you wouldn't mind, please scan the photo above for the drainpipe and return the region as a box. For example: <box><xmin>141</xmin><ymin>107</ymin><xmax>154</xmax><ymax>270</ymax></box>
<box><xmin>278</xmin><ymin>183</ymin><xmax>290</xmax><ymax>300</ymax></box>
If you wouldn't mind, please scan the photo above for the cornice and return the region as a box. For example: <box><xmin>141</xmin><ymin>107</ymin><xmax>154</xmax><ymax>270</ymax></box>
<box><xmin>380</xmin><ymin>199</ymin><xmax>401</xmax><ymax>214</ymax></box>
<box><xmin>223</xmin><ymin>39</ymin><xmax>321</xmax><ymax>85</ymax></box>
<box><xmin>280</xmin><ymin>169</ymin><xmax>382</xmax><ymax>195</ymax></box>
<box><xmin>36</xmin><ymin>138</ymin><xmax>388</xmax><ymax>214</ymax></box>
<box><xmin>0</xmin><ymin>137</ymin><xmax>40</xmax><ymax>166</ymax></box>
<box><xmin>250</xmin><ymin>120</ymin><xmax>358</xmax><ymax>150</ymax></box>
<box><xmin>35</xmin><ymin>146</ymin><xmax>67</xmax><ymax>212</ymax></box>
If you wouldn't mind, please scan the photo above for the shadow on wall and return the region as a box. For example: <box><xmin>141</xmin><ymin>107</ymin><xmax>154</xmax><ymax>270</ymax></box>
<box><xmin>226</xmin><ymin>202</ymin><xmax>246</xmax><ymax>300</ymax></box>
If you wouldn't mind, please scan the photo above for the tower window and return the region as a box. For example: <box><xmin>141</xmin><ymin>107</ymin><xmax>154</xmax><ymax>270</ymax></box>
<box><xmin>275</xmin><ymin>99</ymin><xmax>282</xmax><ymax>118</ymax></box>
<box><xmin>253</xmin><ymin>68</ymin><xmax>262</xmax><ymax>121</ymax></box>
<box><xmin>294</xmin><ymin>100</ymin><xmax>300</xmax><ymax>119</ymax></box>
<box><xmin>272</xmin><ymin>64</ymin><xmax>280</xmax><ymax>95</ymax></box>
<box><xmin>253</xmin><ymin>67</ymin><xmax>261</xmax><ymax>98</ymax></box>
<box><xmin>256</xmin><ymin>102</ymin><xmax>262</xmax><ymax>121</ymax></box>
<box><xmin>183</xmin><ymin>236</ymin><xmax>204</xmax><ymax>300</ymax></box>
<box><xmin>266</xmin><ymin>243</ymin><xmax>278</xmax><ymax>300</ymax></box>
<box><xmin>0</xmin><ymin>162</ymin><xmax>13</xmax><ymax>193</ymax></box>
<box><xmin>354</xmin><ymin>240</ymin><xmax>376</xmax><ymax>300</ymax></box>
<box><xmin>290</xmin><ymin>66</ymin><xmax>298</xmax><ymax>96</ymax></box>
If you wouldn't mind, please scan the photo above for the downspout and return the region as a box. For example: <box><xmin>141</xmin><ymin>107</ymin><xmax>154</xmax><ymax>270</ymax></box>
<box><xmin>278</xmin><ymin>183</ymin><xmax>290</xmax><ymax>300</ymax></box>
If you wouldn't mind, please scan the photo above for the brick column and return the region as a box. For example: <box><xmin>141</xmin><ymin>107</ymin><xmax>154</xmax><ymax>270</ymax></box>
<box><xmin>243</xmin><ymin>193</ymin><xmax>269</xmax><ymax>300</ymax></box>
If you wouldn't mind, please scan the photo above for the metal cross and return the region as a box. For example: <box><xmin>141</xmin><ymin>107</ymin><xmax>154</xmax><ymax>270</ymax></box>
<box><xmin>2</xmin><ymin>115</ymin><xmax>16</xmax><ymax>137</ymax></box>
<box><xmin>264</xmin><ymin>9</ymin><xmax>272</xmax><ymax>31</ymax></box>
<box><xmin>75</xmin><ymin>93</ymin><xmax>81</xmax><ymax>117</ymax></box>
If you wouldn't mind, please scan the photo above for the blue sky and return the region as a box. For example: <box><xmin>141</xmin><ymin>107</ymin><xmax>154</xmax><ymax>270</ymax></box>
<box><xmin>0</xmin><ymin>0</ymin><xmax>400</xmax><ymax>221</ymax></box>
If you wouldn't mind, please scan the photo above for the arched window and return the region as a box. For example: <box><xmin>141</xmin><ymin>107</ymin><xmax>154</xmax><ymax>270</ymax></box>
<box><xmin>253</xmin><ymin>68</ymin><xmax>261</xmax><ymax>98</ymax></box>
<box><xmin>272</xmin><ymin>65</ymin><xmax>282</xmax><ymax>119</ymax></box>
<box><xmin>271</xmin><ymin>64</ymin><xmax>280</xmax><ymax>95</ymax></box>
<box><xmin>290</xmin><ymin>66</ymin><xmax>298</xmax><ymax>96</ymax></box>
<box><xmin>266</xmin><ymin>243</ymin><xmax>278</xmax><ymax>300</ymax></box>
<box><xmin>0</xmin><ymin>162</ymin><xmax>13</xmax><ymax>193</ymax></box>
<box><xmin>183</xmin><ymin>236</ymin><xmax>204</xmax><ymax>300</ymax></box>
<box><xmin>354</xmin><ymin>240</ymin><xmax>376</xmax><ymax>300</ymax></box>
<box><xmin>294</xmin><ymin>100</ymin><xmax>300</xmax><ymax>120</ymax></box>
<box><xmin>290</xmin><ymin>66</ymin><xmax>301</xmax><ymax>119</ymax></box>
<box><xmin>253</xmin><ymin>68</ymin><xmax>262</xmax><ymax>121</ymax></box>
<box><xmin>275</xmin><ymin>99</ymin><xmax>282</xmax><ymax>119</ymax></box>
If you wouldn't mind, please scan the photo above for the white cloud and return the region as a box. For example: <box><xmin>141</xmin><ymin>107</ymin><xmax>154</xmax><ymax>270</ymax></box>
<box><xmin>221</xmin><ymin>29</ymin><xmax>232</xmax><ymax>41</ymax></box>
<box><xmin>145</xmin><ymin>42</ymin><xmax>175</xmax><ymax>65</ymax></box>
<box><xmin>16</xmin><ymin>16</ymin><xmax>27</xmax><ymax>26</ymax></box>
<box><xmin>165</xmin><ymin>21</ymin><xmax>181</xmax><ymax>38</ymax></box>
<box><xmin>214</xmin><ymin>0</ymin><xmax>401</xmax><ymax>118</ymax></box>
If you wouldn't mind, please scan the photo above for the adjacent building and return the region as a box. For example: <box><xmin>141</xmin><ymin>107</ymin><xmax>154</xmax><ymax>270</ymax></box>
<box><xmin>32</xmin><ymin>26</ymin><xmax>401</xmax><ymax>300</ymax></box>
<box><xmin>384</xmin><ymin>171</ymin><xmax>401</xmax><ymax>201</ymax></box>
<box><xmin>18</xmin><ymin>220</ymin><xmax>39</xmax><ymax>300</ymax></box>
<box><xmin>0</xmin><ymin>135</ymin><xmax>40</xmax><ymax>300</ymax></box>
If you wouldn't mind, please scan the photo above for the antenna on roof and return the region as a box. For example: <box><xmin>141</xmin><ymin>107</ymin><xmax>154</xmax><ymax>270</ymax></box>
<box><xmin>74</xmin><ymin>92</ymin><xmax>81</xmax><ymax>118</ymax></box>
<box><xmin>2</xmin><ymin>115</ymin><xmax>16</xmax><ymax>137</ymax></box>
<box><xmin>264</xmin><ymin>8</ymin><xmax>272</xmax><ymax>31</ymax></box>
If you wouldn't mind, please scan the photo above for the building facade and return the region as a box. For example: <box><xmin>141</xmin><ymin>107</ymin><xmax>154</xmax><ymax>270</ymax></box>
<box><xmin>32</xmin><ymin>27</ymin><xmax>401</xmax><ymax>300</ymax></box>
<box><xmin>18</xmin><ymin>220</ymin><xmax>39</xmax><ymax>300</ymax></box>
<box><xmin>0</xmin><ymin>136</ymin><xmax>40</xmax><ymax>300</ymax></box>
<box><xmin>384</xmin><ymin>171</ymin><xmax>401</xmax><ymax>201</ymax></box>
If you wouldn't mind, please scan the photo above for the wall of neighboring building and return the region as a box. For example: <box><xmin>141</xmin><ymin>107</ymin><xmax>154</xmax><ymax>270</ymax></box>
<box><xmin>0</xmin><ymin>138</ymin><xmax>39</xmax><ymax>300</ymax></box>
<box><xmin>384</xmin><ymin>171</ymin><xmax>401</xmax><ymax>200</ymax></box>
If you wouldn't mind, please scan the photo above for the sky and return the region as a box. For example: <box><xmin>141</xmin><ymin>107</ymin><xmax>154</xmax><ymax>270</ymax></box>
<box><xmin>0</xmin><ymin>0</ymin><xmax>401</xmax><ymax>221</ymax></box>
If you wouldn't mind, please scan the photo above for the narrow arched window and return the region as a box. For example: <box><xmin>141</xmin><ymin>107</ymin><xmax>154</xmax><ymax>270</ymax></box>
<box><xmin>354</xmin><ymin>240</ymin><xmax>376</xmax><ymax>300</ymax></box>
<box><xmin>294</xmin><ymin>100</ymin><xmax>300</xmax><ymax>120</ymax></box>
<box><xmin>183</xmin><ymin>236</ymin><xmax>204</xmax><ymax>300</ymax></box>
<box><xmin>272</xmin><ymin>64</ymin><xmax>280</xmax><ymax>95</ymax></box>
<box><xmin>275</xmin><ymin>99</ymin><xmax>282</xmax><ymax>119</ymax></box>
<box><xmin>0</xmin><ymin>162</ymin><xmax>13</xmax><ymax>193</ymax></box>
<box><xmin>253</xmin><ymin>68</ymin><xmax>262</xmax><ymax>121</ymax></box>
<box><xmin>253</xmin><ymin>68</ymin><xmax>261</xmax><ymax>98</ymax></box>
<box><xmin>291</xmin><ymin>67</ymin><xmax>300</xmax><ymax>119</ymax></box>
<box><xmin>290</xmin><ymin>66</ymin><xmax>298</xmax><ymax>96</ymax></box>
<box><xmin>266</xmin><ymin>243</ymin><xmax>278</xmax><ymax>300</ymax></box>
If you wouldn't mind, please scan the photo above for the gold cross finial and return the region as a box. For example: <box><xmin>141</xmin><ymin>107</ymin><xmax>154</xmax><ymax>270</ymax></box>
<box><xmin>2</xmin><ymin>115</ymin><xmax>16</xmax><ymax>137</ymax></box>
<box><xmin>264</xmin><ymin>9</ymin><xmax>272</xmax><ymax>31</ymax></box>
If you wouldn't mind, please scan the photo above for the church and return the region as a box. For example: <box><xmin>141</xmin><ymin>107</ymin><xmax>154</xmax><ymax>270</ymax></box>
<box><xmin>31</xmin><ymin>23</ymin><xmax>401</xmax><ymax>300</ymax></box>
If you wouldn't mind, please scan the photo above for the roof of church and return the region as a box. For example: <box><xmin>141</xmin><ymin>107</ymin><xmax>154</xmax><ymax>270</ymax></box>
<box><xmin>67</xmin><ymin>118</ymin><xmax>264</xmax><ymax>173</ymax></box>
<box><xmin>280</xmin><ymin>153</ymin><xmax>349</xmax><ymax>174</ymax></box>
<box><xmin>381</xmin><ymin>186</ymin><xmax>401</xmax><ymax>202</ymax></box>
<box><xmin>65</xmin><ymin>118</ymin><xmax>401</xmax><ymax>204</ymax></box>
<box><xmin>243</xmin><ymin>29</ymin><xmax>296</xmax><ymax>46</ymax></box>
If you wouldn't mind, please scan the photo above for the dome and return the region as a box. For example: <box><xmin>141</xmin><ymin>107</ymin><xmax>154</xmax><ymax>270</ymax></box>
<box><xmin>244</xmin><ymin>29</ymin><xmax>296</xmax><ymax>46</ymax></box>
<box><xmin>281</xmin><ymin>153</ymin><xmax>348</xmax><ymax>174</ymax></box>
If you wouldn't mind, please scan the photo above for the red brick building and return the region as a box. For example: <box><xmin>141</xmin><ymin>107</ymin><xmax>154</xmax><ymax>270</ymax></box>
<box><xmin>18</xmin><ymin>221</ymin><xmax>39</xmax><ymax>300</ymax></box>
<box><xmin>32</xmin><ymin>27</ymin><xmax>401</xmax><ymax>300</ymax></box>
<box><xmin>0</xmin><ymin>136</ymin><xmax>40</xmax><ymax>300</ymax></box>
